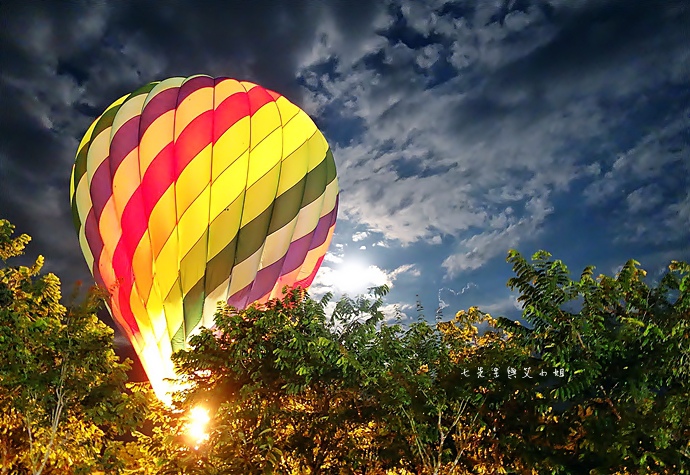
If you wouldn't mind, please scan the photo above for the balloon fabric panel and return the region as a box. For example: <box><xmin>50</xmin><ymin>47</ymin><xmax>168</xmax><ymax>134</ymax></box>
<box><xmin>70</xmin><ymin>76</ymin><xmax>338</xmax><ymax>400</ymax></box>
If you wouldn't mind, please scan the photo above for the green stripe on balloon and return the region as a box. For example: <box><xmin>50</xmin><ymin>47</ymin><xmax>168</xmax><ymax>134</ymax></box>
<box><xmin>169</xmin><ymin>148</ymin><xmax>335</xmax><ymax>350</ymax></box>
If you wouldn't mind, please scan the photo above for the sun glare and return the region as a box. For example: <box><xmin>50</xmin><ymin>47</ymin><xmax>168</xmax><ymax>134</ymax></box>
<box><xmin>186</xmin><ymin>406</ymin><xmax>210</xmax><ymax>448</ymax></box>
<box><xmin>333</xmin><ymin>261</ymin><xmax>389</xmax><ymax>295</ymax></box>
<box><xmin>337</xmin><ymin>263</ymin><xmax>366</xmax><ymax>294</ymax></box>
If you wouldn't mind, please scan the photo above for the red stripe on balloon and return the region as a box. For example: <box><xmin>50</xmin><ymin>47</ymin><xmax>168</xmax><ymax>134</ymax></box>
<box><xmin>248</xmin><ymin>85</ymin><xmax>273</xmax><ymax>115</ymax></box>
<box><xmin>212</xmin><ymin>91</ymin><xmax>251</xmax><ymax>142</ymax></box>
<box><xmin>173</xmin><ymin>110</ymin><xmax>214</xmax><ymax>176</ymax></box>
<box><xmin>295</xmin><ymin>254</ymin><xmax>326</xmax><ymax>289</ymax></box>
<box><xmin>265</xmin><ymin>89</ymin><xmax>282</xmax><ymax>101</ymax></box>
<box><xmin>107</xmin><ymin>82</ymin><xmax>278</xmax><ymax>338</ymax></box>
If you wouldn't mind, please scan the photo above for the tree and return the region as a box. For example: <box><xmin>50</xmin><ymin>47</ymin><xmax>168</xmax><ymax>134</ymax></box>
<box><xmin>0</xmin><ymin>219</ymin><xmax>147</xmax><ymax>474</ymax></box>
<box><xmin>67</xmin><ymin>240</ymin><xmax>688</xmax><ymax>474</ymax></box>
<box><xmin>147</xmin><ymin>288</ymin><xmax>515</xmax><ymax>474</ymax></box>
<box><xmin>494</xmin><ymin>250</ymin><xmax>690</xmax><ymax>474</ymax></box>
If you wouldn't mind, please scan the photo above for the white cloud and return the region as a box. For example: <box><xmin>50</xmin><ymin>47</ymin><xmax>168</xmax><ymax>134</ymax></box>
<box><xmin>389</xmin><ymin>263</ymin><xmax>420</xmax><ymax>280</ymax></box>
<box><xmin>478</xmin><ymin>295</ymin><xmax>523</xmax><ymax>316</ymax></box>
<box><xmin>323</xmin><ymin>252</ymin><xmax>344</xmax><ymax>264</ymax></box>
<box><xmin>437</xmin><ymin>283</ymin><xmax>478</xmax><ymax>310</ymax></box>
<box><xmin>352</xmin><ymin>231</ymin><xmax>369</xmax><ymax>241</ymax></box>
<box><xmin>298</xmin><ymin>3</ymin><xmax>621</xmax><ymax>273</ymax></box>
<box><xmin>626</xmin><ymin>184</ymin><xmax>664</xmax><ymax>214</ymax></box>
<box><xmin>380</xmin><ymin>303</ymin><xmax>414</xmax><ymax>323</ymax></box>
<box><xmin>310</xmin><ymin>262</ymin><xmax>419</xmax><ymax>298</ymax></box>
<box><xmin>442</xmin><ymin>194</ymin><xmax>554</xmax><ymax>277</ymax></box>
<box><xmin>584</xmin><ymin>113</ymin><xmax>690</xmax><ymax>243</ymax></box>
<box><xmin>415</xmin><ymin>44</ymin><xmax>442</xmax><ymax>69</ymax></box>
<box><xmin>359</xmin><ymin>245</ymin><xmax>367</xmax><ymax>250</ymax></box>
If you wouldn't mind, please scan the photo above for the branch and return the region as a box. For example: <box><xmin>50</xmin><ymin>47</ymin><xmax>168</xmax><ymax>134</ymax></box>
<box><xmin>34</xmin><ymin>365</ymin><xmax>67</xmax><ymax>475</ymax></box>
<box><xmin>24</xmin><ymin>391</ymin><xmax>38</xmax><ymax>471</ymax></box>
<box><xmin>401</xmin><ymin>406</ymin><xmax>431</xmax><ymax>470</ymax></box>
<box><xmin>449</xmin><ymin>397</ymin><xmax>483</xmax><ymax>474</ymax></box>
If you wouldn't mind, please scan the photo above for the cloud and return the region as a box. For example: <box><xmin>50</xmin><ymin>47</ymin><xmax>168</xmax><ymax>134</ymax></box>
<box><xmin>478</xmin><ymin>295</ymin><xmax>523</xmax><ymax>316</ymax></box>
<box><xmin>323</xmin><ymin>252</ymin><xmax>344</xmax><ymax>264</ymax></box>
<box><xmin>310</xmin><ymin>262</ymin><xmax>419</xmax><ymax>298</ymax></box>
<box><xmin>380</xmin><ymin>303</ymin><xmax>414</xmax><ymax>323</ymax></box>
<box><xmin>352</xmin><ymin>231</ymin><xmax>369</xmax><ymax>242</ymax></box>
<box><xmin>441</xmin><ymin>194</ymin><xmax>554</xmax><ymax>277</ymax></box>
<box><xmin>297</xmin><ymin>0</ymin><xmax>688</xmax><ymax>274</ymax></box>
<box><xmin>584</xmin><ymin>112</ymin><xmax>690</xmax><ymax>243</ymax></box>
<box><xmin>1</xmin><ymin>0</ymin><xmax>688</xmax><ymax>338</ymax></box>
<box><xmin>437</xmin><ymin>283</ymin><xmax>477</xmax><ymax>311</ymax></box>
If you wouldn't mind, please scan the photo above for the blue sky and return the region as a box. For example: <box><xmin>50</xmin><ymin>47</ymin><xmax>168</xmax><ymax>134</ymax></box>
<box><xmin>1</xmin><ymin>0</ymin><xmax>688</xmax><ymax>340</ymax></box>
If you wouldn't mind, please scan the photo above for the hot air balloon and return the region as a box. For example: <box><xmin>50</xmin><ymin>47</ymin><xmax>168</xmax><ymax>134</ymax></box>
<box><xmin>69</xmin><ymin>76</ymin><xmax>338</xmax><ymax>399</ymax></box>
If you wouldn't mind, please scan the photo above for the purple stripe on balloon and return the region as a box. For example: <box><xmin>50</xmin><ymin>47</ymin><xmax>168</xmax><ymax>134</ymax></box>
<box><xmin>245</xmin><ymin>254</ymin><xmax>287</xmax><ymax>304</ymax></box>
<box><xmin>226</xmin><ymin>285</ymin><xmax>252</xmax><ymax>309</ymax></box>
<box><xmin>90</xmin><ymin>157</ymin><xmax>113</xmax><ymax>222</ymax></box>
<box><xmin>283</xmin><ymin>201</ymin><xmax>338</xmax><ymax>272</ymax></box>
<box><xmin>227</xmin><ymin>200</ymin><xmax>339</xmax><ymax>308</ymax></box>
<box><xmin>84</xmin><ymin>209</ymin><xmax>105</xmax><ymax>287</ymax></box>
<box><xmin>139</xmin><ymin>87</ymin><xmax>180</xmax><ymax>136</ymax></box>
<box><xmin>289</xmin><ymin>194</ymin><xmax>338</xmax><ymax>289</ymax></box>
<box><xmin>108</xmin><ymin>117</ymin><xmax>141</xmax><ymax>177</ymax></box>
<box><xmin>177</xmin><ymin>75</ymin><xmax>214</xmax><ymax>106</ymax></box>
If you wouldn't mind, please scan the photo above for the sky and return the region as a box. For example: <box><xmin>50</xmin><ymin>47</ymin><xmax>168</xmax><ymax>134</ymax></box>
<box><xmin>1</xmin><ymin>0</ymin><xmax>689</xmax><ymax>362</ymax></box>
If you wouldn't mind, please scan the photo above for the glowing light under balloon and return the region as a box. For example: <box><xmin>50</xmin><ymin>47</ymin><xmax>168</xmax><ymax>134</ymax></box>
<box><xmin>186</xmin><ymin>406</ymin><xmax>210</xmax><ymax>448</ymax></box>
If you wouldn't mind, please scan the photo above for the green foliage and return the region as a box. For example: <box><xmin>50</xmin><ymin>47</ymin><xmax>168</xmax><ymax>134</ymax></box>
<box><xmin>0</xmin><ymin>219</ymin><xmax>147</xmax><ymax>474</ymax></box>
<box><xmin>496</xmin><ymin>250</ymin><xmax>690</xmax><ymax>474</ymax></box>
<box><xmin>2</xmin><ymin>216</ymin><xmax>687</xmax><ymax>474</ymax></box>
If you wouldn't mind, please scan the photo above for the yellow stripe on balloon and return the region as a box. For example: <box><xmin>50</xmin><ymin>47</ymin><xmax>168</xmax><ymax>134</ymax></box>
<box><xmin>226</xmin><ymin>245</ymin><xmax>263</xmax><ymax>298</ymax></box>
<box><xmin>274</xmin><ymin>95</ymin><xmax>301</xmax><ymax>128</ymax></box>
<box><xmin>307</xmin><ymin>130</ymin><xmax>330</xmax><ymax>173</ymax></box>
<box><xmin>321</xmin><ymin>176</ymin><xmax>340</xmax><ymax>219</ymax></box>
<box><xmin>260</xmin><ymin>214</ymin><xmax>300</xmax><ymax>268</ymax></box>
<box><xmin>129</xmin><ymin>285</ymin><xmax>156</xmax><ymax>350</ymax></box>
<box><xmin>173</xmin><ymin>86</ymin><xmax>214</xmax><ymax>141</ymax></box>
<box><xmin>161</xmin><ymin>282</ymin><xmax>184</xmax><ymax>346</ymax></box>
<box><xmin>209</xmin><ymin>150</ymin><xmax>249</xmax><ymax>225</ymax></box>
<box><xmin>213</xmin><ymin>116</ymin><xmax>250</xmax><ymax>181</ymax></box>
<box><xmin>295</xmin><ymin>225</ymin><xmax>336</xmax><ymax>282</ymax></box>
<box><xmin>155</xmin><ymin>226</ymin><xmax>182</xmax><ymax>300</ymax></box>
<box><xmin>281</xmin><ymin>111</ymin><xmax>318</xmax><ymax>161</ymax></box>
<box><xmin>139</xmin><ymin>109</ymin><xmax>176</xmax><ymax>173</ymax></box>
<box><xmin>214</xmin><ymin>78</ymin><xmax>245</xmax><ymax>106</ymax></box>
<box><xmin>74</xmin><ymin>175</ymin><xmax>94</xmax><ymax>265</ymax></box>
<box><xmin>276</xmin><ymin>132</ymin><xmax>320</xmax><ymax>196</ymax></box>
<box><xmin>178</xmin><ymin>186</ymin><xmax>211</xmax><ymax>295</ymax></box>
<box><xmin>240</xmin><ymin>163</ymin><xmax>281</xmax><ymax>227</ymax></box>
<box><xmin>247</xmin><ymin>103</ymin><xmax>282</xmax><ymax>186</ymax></box>
<box><xmin>292</xmin><ymin>192</ymin><xmax>328</xmax><ymax>241</ymax></box>
<box><xmin>239</xmin><ymin>81</ymin><xmax>259</xmax><ymax>92</ymax></box>
<box><xmin>97</xmin><ymin>198</ymin><xmax>119</xmax><ymax>289</ymax></box>
<box><xmin>175</xmin><ymin>143</ymin><xmax>213</xmax><ymax>222</ymax></box>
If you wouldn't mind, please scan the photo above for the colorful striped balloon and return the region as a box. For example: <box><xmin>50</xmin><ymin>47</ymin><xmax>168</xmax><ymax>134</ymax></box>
<box><xmin>69</xmin><ymin>76</ymin><xmax>338</xmax><ymax>399</ymax></box>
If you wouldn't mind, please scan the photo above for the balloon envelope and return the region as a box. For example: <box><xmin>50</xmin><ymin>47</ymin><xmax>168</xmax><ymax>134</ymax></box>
<box><xmin>69</xmin><ymin>76</ymin><xmax>338</xmax><ymax>399</ymax></box>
